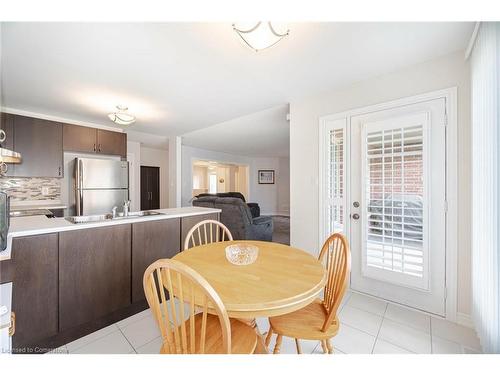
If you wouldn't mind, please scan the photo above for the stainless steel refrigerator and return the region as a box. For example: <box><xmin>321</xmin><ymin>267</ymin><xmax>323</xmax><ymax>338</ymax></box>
<box><xmin>75</xmin><ymin>158</ymin><xmax>129</xmax><ymax>216</ymax></box>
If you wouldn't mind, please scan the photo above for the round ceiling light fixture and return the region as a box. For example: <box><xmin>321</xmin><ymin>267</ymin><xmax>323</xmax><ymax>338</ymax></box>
<box><xmin>108</xmin><ymin>105</ymin><xmax>136</xmax><ymax>125</ymax></box>
<box><xmin>232</xmin><ymin>22</ymin><xmax>289</xmax><ymax>52</ymax></box>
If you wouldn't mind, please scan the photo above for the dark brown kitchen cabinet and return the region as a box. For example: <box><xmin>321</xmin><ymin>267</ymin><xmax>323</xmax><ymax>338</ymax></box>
<box><xmin>58</xmin><ymin>224</ymin><xmax>132</xmax><ymax>331</ymax></box>
<box><xmin>11</xmin><ymin>115</ymin><xmax>63</xmax><ymax>178</ymax></box>
<box><xmin>63</xmin><ymin>124</ymin><xmax>127</xmax><ymax>157</ymax></box>
<box><xmin>131</xmin><ymin>219</ymin><xmax>180</xmax><ymax>303</ymax></box>
<box><xmin>2</xmin><ymin>234</ymin><xmax>59</xmax><ymax>351</ymax></box>
<box><xmin>140</xmin><ymin>166</ymin><xmax>160</xmax><ymax>210</ymax></box>
<box><xmin>0</xmin><ymin>112</ymin><xmax>14</xmax><ymax>151</ymax></box>
<box><xmin>180</xmin><ymin>213</ymin><xmax>220</xmax><ymax>250</ymax></box>
<box><xmin>97</xmin><ymin>129</ymin><xmax>127</xmax><ymax>157</ymax></box>
<box><xmin>63</xmin><ymin>124</ymin><xmax>98</xmax><ymax>153</ymax></box>
<box><xmin>0</xmin><ymin>112</ymin><xmax>15</xmax><ymax>177</ymax></box>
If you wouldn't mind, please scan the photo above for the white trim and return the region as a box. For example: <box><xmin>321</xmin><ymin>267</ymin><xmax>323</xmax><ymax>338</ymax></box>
<box><xmin>465</xmin><ymin>22</ymin><xmax>481</xmax><ymax>60</ymax></box>
<box><xmin>318</xmin><ymin>87</ymin><xmax>459</xmax><ymax>322</ymax></box>
<box><xmin>456</xmin><ymin>312</ymin><xmax>475</xmax><ymax>329</ymax></box>
<box><xmin>1</xmin><ymin>107</ymin><xmax>124</xmax><ymax>132</ymax></box>
<box><xmin>318</xmin><ymin>116</ymin><xmax>348</xmax><ymax>252</ymax></box>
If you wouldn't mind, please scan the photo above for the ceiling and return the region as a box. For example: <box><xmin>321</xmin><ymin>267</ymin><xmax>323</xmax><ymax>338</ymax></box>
<box><xmin>0</xmin><ymin>22</ymin><xmax>474</xmax><ymax>154</ymax></box>
<box><xmin>183</xmin><ymin>104</ymin><xmax>289</xmax><ymax>158</ymax></box>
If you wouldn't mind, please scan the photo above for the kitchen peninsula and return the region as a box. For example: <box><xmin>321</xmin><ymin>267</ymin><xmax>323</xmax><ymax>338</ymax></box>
<box><xmin>0</xmin><ymin>206</ymin><xmax>220</xmax><ymax>353</ymax></box>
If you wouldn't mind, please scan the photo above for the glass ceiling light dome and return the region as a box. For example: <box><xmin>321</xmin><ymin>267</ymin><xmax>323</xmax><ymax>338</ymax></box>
<box><xmin>108</xmin><ymin>105</ymin><xmax>136</xmax><ymax>125</ymax></box>
<box><xmin>232</xmin><ymin>22</ymin><xmax>289</xmax><ymax>52</ymax></box>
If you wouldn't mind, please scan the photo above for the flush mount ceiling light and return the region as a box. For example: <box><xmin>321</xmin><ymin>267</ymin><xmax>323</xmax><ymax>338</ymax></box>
<box><xmin>108</xmin><ymin>105</ymin><xmax>136</xmax><ymax>125</ymax></box>
<box><xmin>232</xmin><ymin>22</ymin><xmax>289</xmax><ymax>52</ymax></box>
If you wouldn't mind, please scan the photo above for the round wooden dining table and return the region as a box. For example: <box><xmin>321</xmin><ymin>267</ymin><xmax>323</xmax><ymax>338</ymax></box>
<box><xmin>173</xmin><ymin>240</ymin><xmax>326</xmax><ymax>353</ymax></box>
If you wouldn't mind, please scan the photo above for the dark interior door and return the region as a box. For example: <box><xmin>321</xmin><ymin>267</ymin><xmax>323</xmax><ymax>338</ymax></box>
<box><xmin>141</xmin><ymin>166</ymin><xmax>160</xmax><ymax>210</ymax></box>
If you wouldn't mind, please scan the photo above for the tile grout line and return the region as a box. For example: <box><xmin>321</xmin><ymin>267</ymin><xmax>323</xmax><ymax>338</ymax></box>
<box><xmin>134</xmin><ymin>335</ymin><xmax>162</xmax><ymax>353</ymax></box>
<box><xmin>379</xmin><ymin>317</ymin><xmax>433</xmax><ymax>353</ymax></box>
<box><xmin>116</xmin><ymin>324</ymin><xmax>138</xmax><ymax>354</ymax></box>
<box><xmin>67</xmin><ymin>324</ymin><xmax>120</xmax><ymax>354</ymax></box>
<box><xmin>371</xmin><ymin>303</ymin><xmax>388</xmax><ymax>354</ymax></box>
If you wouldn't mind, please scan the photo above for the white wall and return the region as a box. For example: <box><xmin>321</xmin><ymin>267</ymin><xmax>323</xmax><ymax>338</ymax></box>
<box><xmin>168</xmin><ymin>136</ymin><xmax>182</xmax><ymax>208</ymax></box>
<box><xmin>127</xmin><ymin>141</ymin><xmax>141</xmax><ymax>212</ymax></box>
<box><xmin>289</xmin><ymin>51</ymin><xmax>471</xmax><ymax>316</ymax></box>
<box><xmin>141</xmin><ymin>146</ymin><xmax>169</xmax><ymax>209</ymax></box>
<box><xmin>277</xmin><ymin>157</ymin><xmax>290</xmax><ymax>215</ymax></box>
<box><xmin>249</xmin><ymin>158</ymin><xmax>280</xmax><ymax>215</ymax></box>
<box><xmin>182</xmin><ymin>145</ymin><xmax>290</xmax><ymax>215</ymax></box>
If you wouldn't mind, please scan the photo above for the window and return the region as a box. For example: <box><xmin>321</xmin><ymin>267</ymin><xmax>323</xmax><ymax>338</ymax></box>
<box><xmin>364</xmin><ymin>124</ymin><xmax>425</xmax><ymax>278</ymax></box>
<box><xmin>209</xmin><ymin>174</ymin><xmax>217</xmax><ymax>194</ymax></box>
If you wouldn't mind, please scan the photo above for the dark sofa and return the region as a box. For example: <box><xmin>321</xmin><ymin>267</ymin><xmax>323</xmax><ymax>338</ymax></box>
<box><xmin>192</xmin><ymin>196</ymin><xmax>273</xmax><ymax>241</ymax></box>
<box><xmin>194</xmin><ymin>192</ymin><xmax>260</xmax><ymax>218</ymax></box>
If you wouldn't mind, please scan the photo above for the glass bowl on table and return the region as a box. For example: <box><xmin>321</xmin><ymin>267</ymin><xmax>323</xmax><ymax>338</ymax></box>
<box><xmin>225</xmin><ymin>243</ymin><xmax>259</xmax><ymax>265</ymax></box>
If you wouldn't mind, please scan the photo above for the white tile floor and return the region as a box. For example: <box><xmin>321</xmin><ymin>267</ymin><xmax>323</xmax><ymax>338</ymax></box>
<box><xmin>47</xmin><ymin>292</ymin><xmax>482</xmax><ymax>354</ymax></box>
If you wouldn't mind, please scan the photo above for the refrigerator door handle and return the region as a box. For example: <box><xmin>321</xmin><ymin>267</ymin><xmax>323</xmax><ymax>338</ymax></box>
<box><xmin>76</xmin><ymin>159</ymin><xmax>84</xmax><ymax>216</ymax></box>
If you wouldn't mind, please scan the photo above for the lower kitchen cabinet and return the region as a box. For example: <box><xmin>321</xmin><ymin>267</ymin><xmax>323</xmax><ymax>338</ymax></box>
<box><xmin>131</xmin><ymin>219</ymin><xmax>180</xmax><ymax>303</ymax></box>
<box><xmin>180</xmin><ymin>213</ymin><xmax>220</xmax><ymax>250</ymax></box>
<box><xmin>59</xmin><ymin>224</ymin><xmax>132</xmax><ymax>331</ymax></box>
<box><xmin>6</xmin><ymin>234</ymin><xmax>59</xmax><ymax>351</ymax></box>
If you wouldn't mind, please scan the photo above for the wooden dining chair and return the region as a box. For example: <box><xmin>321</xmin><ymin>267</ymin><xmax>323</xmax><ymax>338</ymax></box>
<box><xmin>184</xmin><ymin>219</ymin><xmax>233</xmax><ymax>250</ymax></box>
<box><xmin>143</xmin><ymin>258</ymin><xmax>257</xmax><ymax>354</ymax></box>
<box><xmin>265</xmin><ymin>232</ymin><xmax>351</xmax><ymax>354</ymax></box>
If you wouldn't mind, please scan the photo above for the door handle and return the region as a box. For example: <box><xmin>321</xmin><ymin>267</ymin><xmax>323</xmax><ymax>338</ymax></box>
<box><xmin>9</xmin><ymin>312</ymin><xmax>15</xmax><ymax>337</ymax></box>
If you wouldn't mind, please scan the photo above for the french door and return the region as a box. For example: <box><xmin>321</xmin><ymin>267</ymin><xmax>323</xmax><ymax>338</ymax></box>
<box><xmin>321</xmin><ymin>96</ymin><xmax>448</xmax><ymax>316</ymax></box>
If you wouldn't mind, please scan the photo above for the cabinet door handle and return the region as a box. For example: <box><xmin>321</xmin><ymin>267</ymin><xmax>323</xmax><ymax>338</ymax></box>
<box><xmin>93</xmin><ymin>143</ymin><xmax>96</xmax><ymax>152</ymax></box>
<box><xmin>58</xmin><ymin>166</ymin><xmax>62</xmax><ymax>176</ymax></box>
<box><xmin>9</xmin><ymin>312</ymin><xmax>15</xmax><ymax>337</ymax></box>
<box><xmin>98</xmin><ymin>144</ymin><xmax>101</xmax><ymax>152</ymax></box>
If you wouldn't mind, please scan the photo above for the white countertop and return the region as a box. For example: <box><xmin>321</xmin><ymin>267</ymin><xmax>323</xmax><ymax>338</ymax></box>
<box><xmin>10</xmin><ymin>202</ymin><xmax>68</xmax><ymax>211</ymax></box>
<box><xmin>0</xmin><ymin>206</ymin><xmax>220</xmax><ymax>261</ymax></box>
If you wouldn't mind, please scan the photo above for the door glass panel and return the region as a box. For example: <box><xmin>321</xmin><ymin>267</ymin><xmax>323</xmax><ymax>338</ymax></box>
<box><xmin>364</xmin><ymin>124</ymin><xmax>425</xmax><ymax>279</ymax></box>
<box><xmin>328</xmin><ymin>128</ymin><xmax>345</xmax><ymax>234</ymax></box>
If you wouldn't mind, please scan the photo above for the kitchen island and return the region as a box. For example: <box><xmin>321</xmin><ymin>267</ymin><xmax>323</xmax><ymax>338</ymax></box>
<box><xmin>0</xmin><ymin>206</ymin><xmax>220</xmax><ymax>353</ymax></box>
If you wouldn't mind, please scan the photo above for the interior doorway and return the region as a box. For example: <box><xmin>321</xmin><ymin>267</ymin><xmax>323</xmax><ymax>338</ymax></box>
<box><xmin>192</xmin><ymin>160</ymin><xmax>249</xmax><ymax>199</ymax></box>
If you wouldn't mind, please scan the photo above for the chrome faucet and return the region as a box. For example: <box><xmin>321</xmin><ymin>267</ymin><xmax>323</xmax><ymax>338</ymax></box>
<box><xmin>111</xmin><ymin>206</ymin><xmax>118</xmax><ymax>219</ymax></box>
<box><xmin>123</xmin><ymin>200</ymin><xmax>131</xmax><ymax>217</ymax></box>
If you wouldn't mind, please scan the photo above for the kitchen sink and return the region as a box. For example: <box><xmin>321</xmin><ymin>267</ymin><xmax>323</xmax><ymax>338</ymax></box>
<box><xmin>116</xmin><ymin>211</ymin><xmax>162</xmax><ymax>217</ymax></box>
<box><xmin>65</xmin><ymin>211</ymin><xmax>163</xmax><ymax>224</ymax></box>
<box><xmin>65</xmin><ymin>214</ymin><xmax>113</xmax><ymax>224</ymax></box>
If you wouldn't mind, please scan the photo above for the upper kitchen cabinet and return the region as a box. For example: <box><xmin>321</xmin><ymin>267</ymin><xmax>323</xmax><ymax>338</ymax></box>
<box><xmin>63</xmin><ymin>124</ymin><xmax>98</xmax><ymax>153</ymax></box>
<box><xmin>0</xmin><ymin>112</ymin><xmax>14</xmax><ymax>151</ymax></box>
<box><xmin>0</xmin><ymin>112</ymin><xmax>15</xmax><ymax>177</ymax></box>
<box><xmin>63</xmin><ymin>124</ymin><xmax>127</xmax><ymax>157</ymax></box>
<box><xmin>97</xmin><ymin>129</ymin><xmax>127</xmax><ymax>157</ymax></box>
<box><xmin>12</xmin><ymin>115</ymin><xmax>63</xmax><ymax>178</ymax></box>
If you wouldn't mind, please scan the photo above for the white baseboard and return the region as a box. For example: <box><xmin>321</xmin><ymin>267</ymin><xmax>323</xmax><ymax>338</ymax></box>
<box><xmin>261</xmin><ymin>212</ymin><xmax>290</xmax><ymax>217</ymax></box>
<box><xmin>456</xmin><ymin>312</ymin><xmax>475</xmax><ymax>329</ymax></box>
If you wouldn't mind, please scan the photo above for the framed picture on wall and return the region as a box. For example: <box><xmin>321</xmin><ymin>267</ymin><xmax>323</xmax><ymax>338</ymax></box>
<box><xmin>258</xmin><ymin>170</ymin><xmax>275</xmax><ymax>184</ymax></box>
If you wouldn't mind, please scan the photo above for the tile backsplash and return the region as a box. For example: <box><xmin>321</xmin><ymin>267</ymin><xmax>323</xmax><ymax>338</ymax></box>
<box><xmin>0</xmin><ymin>177</ymin><xmax>61</xmax><ymax>201</ymax></box>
